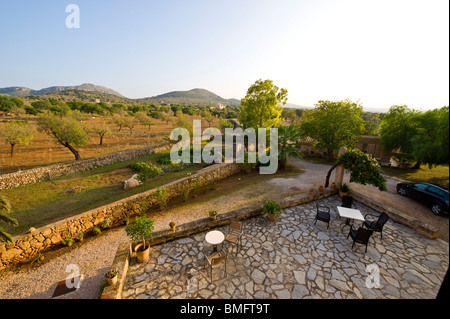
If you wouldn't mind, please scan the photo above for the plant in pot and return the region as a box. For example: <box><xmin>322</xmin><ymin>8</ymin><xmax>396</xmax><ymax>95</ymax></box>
<box><xmin>318</xmin><ymin>185</ymin><xmax>324</xmax><ymax>192</ymax></box>
<box><xmin>264</xmin><ymin>200</ymin><xmax>281</xmax><ymax>222</ymax></box>
<box><xmin>309</xmin><ymin>188</ymin><xmax>315</xmax><ymax>195</ymax></box>
<box><xmin>208</xmin><ymin>210</ymin><xmax>218</xmax><ymax>221</ymax></box>
<box><xmin>125</xmin><ymin>216</ymin><xmax>154</xmax><ymax>263</ymax></box>
<box><xmin>339</xmin><ymin>183</ymin><xmax>351</xmax><ymax>197</ymax></box>
<box><xmin>169</xmin><ymin>221</ymin><xmax>176</xmax><ymax>232</ymax></box>
<box><xmin>105</xmin><ymin>269</ymin><xmax>118</xmax><ymax>286</ymax></box>
<box><xmin>102</xmin><ymin>218</ymin><xmax>112</xmax><ymax>229</ymax></box>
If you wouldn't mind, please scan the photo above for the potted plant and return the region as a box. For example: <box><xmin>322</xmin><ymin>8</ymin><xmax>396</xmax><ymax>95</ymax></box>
<box><xmin>309</xmin><ymin>188</ymin><xmax>315</xmax><ymax>195</ymax></box>
<box><xmin>123</xmin><ymin>217</ymin><xmax>129</xmax><ymax>226</ymax></box>
<box><xmin>264</xmin><ymin>200</ymin><xmax>281</xmax><ymax>222</ymax></box>
<box><xmin>330</xmin><ymin>182</ymin><xmax>336</xmax><ymax>190</ymax></box>
<box><xmin>169</xmin><ymin>221</ymin><xmax>176</xmax><ymax>232</ymax></box>
<box><xmin>318</xmin><ymin>185</ymin><xmax>325</xmax><ymax>192</ymax></box>
<box><xmin>208</xmin><ymin>210</ymin><xmax>218</xmax><ymax>220</ymax></box>
<box><xmin>105</xmin><ymin>269</ymin><xmax>118</xmax><ymax>286</ymax></box>
<box><xmin>62</xmin><ymin>237</ymin><xmax>74</xmax><ymax>247</ymax></box>
<box><xmin>339</xmin><ymin>183</ymin><xmax>351</xmax><ymax>197</ymax></box>
<box><xmin>125</xmin><ymin>216</ymin><xmax>154</xmax><ymax>263</ymax></box>
<box><xmin>102</xmin><ymin>218</ymin><xmax>112</xmax><ymax>229</ymax></box>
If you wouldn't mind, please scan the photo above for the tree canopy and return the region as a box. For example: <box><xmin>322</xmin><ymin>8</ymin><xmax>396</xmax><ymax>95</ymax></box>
<box><xmin>301</xmin><ymin>99</ymin><xmax>365</xmax><ymax>161</ymax></box>
<box><xmin>239</xmin><ymin>79</ymin><xmax>287</xmax><ymax>130</ymax></box>
<box><xmin>380</xmin><ymin>105</ymin><xmax>449</xmax><ymax>168</ymax></box>
<box><xmin>0</xmin><ymin>121</ymin><xmax>36</xmax><ymax>157</ymax></box>
<box><xmin>38</xmin><ymin>115</ymin><xmax>89</xmax><ymax>160</ymax></box>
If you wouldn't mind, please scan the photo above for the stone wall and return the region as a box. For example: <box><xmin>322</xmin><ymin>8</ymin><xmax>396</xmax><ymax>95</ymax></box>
<box><xmin>0</xmin><ymin>143</ymin><xmax>170</xmax><ymax>190</ymax></box>
<box><xmin>0</xmin><ymin>162</ymin><xmax>243</xmax><ymax>270</ymax></box>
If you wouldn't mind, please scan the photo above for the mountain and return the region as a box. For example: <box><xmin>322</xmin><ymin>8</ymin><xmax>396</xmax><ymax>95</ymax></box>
<box><xmin>0</xmin><ymin>83</ymin><xmax>124</xmax><ymax>97</ymax></box>
<box><xmin>140</xmin><ymin>88</ymin><xmax>240</xmax><ymax>106</ymax></box>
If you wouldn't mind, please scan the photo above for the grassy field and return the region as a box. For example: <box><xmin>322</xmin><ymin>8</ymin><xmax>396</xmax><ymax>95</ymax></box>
<box><xmin>2</xmin><ymin>150</ymin><xmax>207</xmax><ymax>235</ymax></box>
<box><xmin>382</xmin><ymin>164</ymin><xmax>449</xmax><ymax>189</ymax></box>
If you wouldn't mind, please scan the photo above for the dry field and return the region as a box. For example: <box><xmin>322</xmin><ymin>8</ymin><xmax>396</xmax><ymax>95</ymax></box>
<box><xmin>0</xmin><ymin>113</ymin><xmax>213</xmax><ymax>174</ymax></box>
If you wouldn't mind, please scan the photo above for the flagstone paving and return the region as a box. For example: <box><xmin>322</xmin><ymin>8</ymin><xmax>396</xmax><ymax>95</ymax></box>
<box><xmin>121</xmin><ymin>196</ymin><xmax>449</xmax><ymax>299</ymax></box>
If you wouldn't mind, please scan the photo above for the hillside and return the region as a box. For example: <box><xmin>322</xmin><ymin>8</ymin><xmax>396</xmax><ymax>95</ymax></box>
<box><xmin>140</xmin><ymin>88</ymin><xmax>240</xmax><ymax>106</ymax></box>
<box><xmin>23</xmin><ymin>89</ymin><xmax>136</xmax><ymax>105</ymax></box>
<box><xmin>0</xmin><ymin>83</ymin><xmax>124</xmax><ymax>98</ymax></box>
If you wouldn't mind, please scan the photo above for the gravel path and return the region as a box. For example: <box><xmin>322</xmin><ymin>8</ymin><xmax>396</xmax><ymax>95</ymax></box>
<box><xmin>0</xmin><ymin>158</ymin><xmax>447</xmax><ymax>299</ymax></box>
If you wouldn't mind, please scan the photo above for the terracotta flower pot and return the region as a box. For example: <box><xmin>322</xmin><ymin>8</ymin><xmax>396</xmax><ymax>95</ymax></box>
<box><xmin>134</xmin><ymin>243</ymin><xmax>150</xmax><ymax>263</ymax></box>
<box><xmin>267</xmin><ymin>213</ymin><xmax>276</xmax><ymax>222</ymax></box>
<box><xmin>318</xmin><ymin>185</ymin><xmax>324</xmax><ymax>192</ymax></box>
<box><xmin>106</xmin><ymin>274</ymin><xmax>118</xmax><ymax>286</ymax></box>
<box><xmin>339</xmin><ymin>190</ymin><xmax>349</xmax><ymax>198</ymax></box>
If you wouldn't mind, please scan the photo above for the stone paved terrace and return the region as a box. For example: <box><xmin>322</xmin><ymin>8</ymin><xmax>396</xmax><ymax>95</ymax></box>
<box><xmin>121</xmin><ymin>196</ymin><xmax>449</xmax><ymax>299</ymax></box>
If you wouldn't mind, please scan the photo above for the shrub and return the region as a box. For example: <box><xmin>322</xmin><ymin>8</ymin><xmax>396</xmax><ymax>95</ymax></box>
<box><xmin>154</xmin><ymin>187</ymin><xmax>168</xmax><ymax>210</ymax></box>
<box><xmin>125</xmin><ymin>216</ymin><xmax>154</xmax><ymax>249</ymax></box>
<box><xmin>129</xmin><ymin>161</ymin><xmax>164</xmax><ymax>182</ymax></box>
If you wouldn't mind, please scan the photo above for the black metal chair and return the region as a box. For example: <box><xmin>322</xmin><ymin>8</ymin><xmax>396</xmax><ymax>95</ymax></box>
<box><xmin>314</xmin><ymin>204</ymin><xmax>331</xmax><ymax>229</ymax></box>
<box><xmin>342</xmin><ymin>195</ymin><xmax>356</xmax><ymax>209</ymax></box>
<box><xmin>347</xmin><ymin>225</ymin><xmax>373</xmax><ymax>252</ymax></box>
<box><xmin>363</xmin><ymin>212</ymin><xmax>389</xmax><ymax>239</ymax></box>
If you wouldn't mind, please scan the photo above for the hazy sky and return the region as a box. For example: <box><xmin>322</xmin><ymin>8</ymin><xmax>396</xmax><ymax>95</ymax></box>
<box><xmin>0</xmin><ymin>0</ymin><xmax>448</xmax><ymax>111</ymax></box>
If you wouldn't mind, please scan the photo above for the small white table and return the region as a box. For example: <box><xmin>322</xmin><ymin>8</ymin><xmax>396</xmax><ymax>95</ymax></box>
<box><xmin>337</xmin><ymin>206</ymin><xmax>365</xmax><ymax>229</ymax></box>
<box><xmin>205</xmin><ymin>230</ymin><xmax>225</xmax><ymax>252</ymax></box>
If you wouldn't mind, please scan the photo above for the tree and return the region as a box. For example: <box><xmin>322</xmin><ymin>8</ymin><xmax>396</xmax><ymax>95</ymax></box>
<box><xmin>171</xmin><ymin>105</ymin><xmax>181</xmax><ymax>116</ymax></box>
<box><xmin>0</xmin><ymin>121</ymin><xmax>37</xmax><ymax>157</ymax></box>
<box><xmin>324</xmin><ymin>148</ymin><xmax>387</xmax><ymax>191</ymax></box>
<box><xmin>277</xmin><ymin>124</ymin><xmax>302</xmax><ymax>169</ymax></box>
<box><xmin>134</xmin><ymin>111</ymin><xmax>154</xmax><ymax>130</ymax></box>
<box><xmin>361</xmin><ymin>112</ymin><xmax>381</xmax><ymax>136</ymax></box>
<box><xmin>301</xmin><ymin>99</ymin><xmax>365</xmax><ymax>161</ymax></box>
<box><xmin>202</xmin><ymin>110</ymin><xmax>215</xmax><ymax>128</ymax></box>
<box><xmin>239</xmin><ymin>79</ymin><xmax>287</xmax><ymax>130</ymax></box>
<box><xmin>380</xmin><ymin>105</ymin><xmax>449</xmax><ymax>169</ymax></box>
<box><xmin>0</xmin><ymin>194</ymin><xmax>18</xmax><ymax>243</ymax></box>
<box><xmin>89</xmin><ymin>122</ymin><xmax>112</xmax><ymax>145</ymax></box>
<box><xmin>38</xmin><ymin>115</ymin><xmax>89</xmax><ymax>160</ymax></box>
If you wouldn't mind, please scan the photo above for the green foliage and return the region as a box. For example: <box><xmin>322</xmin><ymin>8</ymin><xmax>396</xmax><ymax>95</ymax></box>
<box><xmin>0</xmin><ymin>121</ymin><xmax>37</xmax><ymax>157</ymax></box>
<box><xmin>154</xmin><ymin>187</ymin><xmax>169</xmax><ymax>209</ymax></box>
<box><xmin>300</xmin><ymin>99</ymin><xmax>365</xmax><ymax>161</ymax></box>
<box><xmin>125</xmin><ymin>216</ymin><xmax>154</xmax><ymax>248</ymax></box>
<box><xmin>380</xmin><ymin>105</ymin><xmax>449</xmax><ymax>168</ymax></box>
<box><xmin>129</xmin><ymin>162</ymin><xmax>164</xmax><ymax>182</ymax></box>
<box><xmin>263</xmin><ymin>200</ymin><xmax>281</xmax><ymax>216</ymax></box>
<box><xmin>239</xmin><ymin>79</ymin><xmax>287</xmax><ymax>130</ymax></box>
<box><xmin>208</xmin><ymin>210</ymin><xmax>217</xmax><ymax>217</ymax></box>
<box><xmin>92</xmin><ymin>227</ymin><xmax>101</xmax><ymax>236</ymax></box>
<box><xmin>0</xmin><ymin>194</ymin><xmax>18</xmax><ymax>243</ymax></box>
<box><xmin>339</xmin><ymin>183</ymin><xmax>351</xmax><ymax>192</ymax></box>
<box><xmin>37</xmin><ymin>115</ymin><xmax>89</xmax><ymax>160</ymax></box>
<box><xmin>336</xmin><ymin>148</ymin><xmax>387</xmax><ymax>191</ymax></box>
<box><xmin>277</xmin><ymin>124</ymin><xmax>302</xmax><ymax>169</ymax></box>
<box><xmin>62</xmin><ymin>237</ymin><xmax>74</xmax><ymax>245</ymax></box>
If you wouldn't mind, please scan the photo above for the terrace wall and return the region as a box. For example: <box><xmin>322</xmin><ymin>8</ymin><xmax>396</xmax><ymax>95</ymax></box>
<box><xmin>0</xmin><ymin>143</ymin><xmax>170</xmax><ymax>190</ymax></box>
<box><xmin>0</xmin><ymin>162</ymin><xmax>243</xmax><ymax>270</ymax></box>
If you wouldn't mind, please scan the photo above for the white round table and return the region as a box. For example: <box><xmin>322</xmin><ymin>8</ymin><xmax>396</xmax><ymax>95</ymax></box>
<box><xmin>205</xmin><ymin>230</ymin><xmax>225</xmax><ymax>252</ymax></box>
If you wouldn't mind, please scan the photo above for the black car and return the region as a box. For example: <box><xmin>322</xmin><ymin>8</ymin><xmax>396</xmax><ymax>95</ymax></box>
<box><xmin>396</xmin><ymin>182</ymin><xmax>449</xmax><ymax>216</ymax></box>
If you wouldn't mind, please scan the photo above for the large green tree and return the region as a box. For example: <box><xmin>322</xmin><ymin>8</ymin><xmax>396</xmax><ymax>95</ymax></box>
<box><xmin>38</xmin><ymin>115</ymin><xmax>89</xmax><ymax>160</ymax></box>
<box><xmin>301</xmin><ymin>99</ymin><xmax>365</xmax><ymax>161</ymax></box>
<box><xmin>239</xmin><ymin>79</ymin><xmax>287</xmax><ymax>130</ymax></box>
<box><xmin>380</xmin><ymin>105</ymin><xmax>449</xmax><ymax>168</ymax></box>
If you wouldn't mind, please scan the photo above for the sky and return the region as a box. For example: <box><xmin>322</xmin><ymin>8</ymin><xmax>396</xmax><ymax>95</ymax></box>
<box><xmin>0</xmin><ymin>0</ymin><xmax>448</xmax><ymax>111</ymax></box>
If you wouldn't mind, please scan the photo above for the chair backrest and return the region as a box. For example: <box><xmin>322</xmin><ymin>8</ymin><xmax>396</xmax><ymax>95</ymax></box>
<box><xmin>230</xmin><ymin>220</ymin><xmax>242</xmax><ymax>233</ymax></box>
<box><xmin>316</xmin><ymin>204</ymin><xmax>330</xmax><ymax>213</ymax></box>
<box><xmin>211</xmin><ymin>254</ymin><xmax>227</xmax><ymax>266</ymax></box>
<box><xmin>342</xmin><ymin>195</ymin><xmax>353</xmax><ymax>208</ymax></box>
<box><xmin>356</xmin><ymin>227</ymin><xmax>373</xmax><ymax>243</ymax></box>
<box><xmin>377</xmin><ymin>212</ymin><xmax>389</xmax><ymax>226</ymax></box>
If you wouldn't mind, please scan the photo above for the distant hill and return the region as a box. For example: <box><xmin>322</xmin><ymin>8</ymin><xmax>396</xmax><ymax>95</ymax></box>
<box><xmin>0</xmin><ymin>84</ymin><xmax>240</xmax><ymax>106</ymax></box>
<box><xmin>140</xmin><ymin>88</ymin><xmax>240</xmax><ymax>106</ymax></box>
<box><xmin>0</xmin><ymin>83</ymin><xmax>124</xmax><ymax>98</ymax></box>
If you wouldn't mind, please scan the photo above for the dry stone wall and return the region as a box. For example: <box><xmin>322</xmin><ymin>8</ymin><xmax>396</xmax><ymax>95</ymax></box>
<box><xmin>0</xmin><ymin>143</ymin><xmax>170</xmax><ymax>190</ymax></box>
<box><xmin>0</xmin><ymin>162</ymin><xmax>243</xmax><ymax>269</ymax></box>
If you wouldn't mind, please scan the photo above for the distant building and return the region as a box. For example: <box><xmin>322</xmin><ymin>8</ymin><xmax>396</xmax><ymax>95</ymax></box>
<box><xmin>215</xmin><ymin>103</ymin><xmax>226</xmax><ymax>110</ymax></box>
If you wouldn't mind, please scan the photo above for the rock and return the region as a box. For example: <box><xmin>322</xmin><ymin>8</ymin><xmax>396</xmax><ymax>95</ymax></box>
<box><xmin>292</xmin><ymin>285</ymin><xmax>309</xmax><ymax>299</ymax></box>
<box><xmin>251</xmin><ymin>269</ymin><xmax>266</xmax><ymax>285</ymax></box>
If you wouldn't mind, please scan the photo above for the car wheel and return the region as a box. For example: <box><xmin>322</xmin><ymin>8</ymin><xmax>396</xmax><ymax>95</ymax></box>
<box><xmin>397</xmin><ymin>187</ymin><xmax>407</xmax><ymax>196</ymax></box>
<box><xmin>431</xmin><ymin>202</ymin><xmax>444</xmax><ymax>216</ymax></box>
